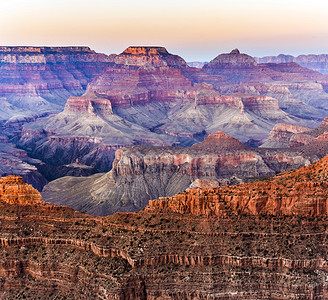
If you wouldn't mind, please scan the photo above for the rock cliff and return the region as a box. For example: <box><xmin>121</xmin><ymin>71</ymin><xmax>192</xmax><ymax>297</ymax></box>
<box><xmin>0</xmin><ymin>46</ymin><xmax>114</xmax><ymax>119</ymax></box>
<box><xmin>42</xmin><ymin>131</ymin><xmax>316</xmax><ymax>216</ymax></box>
<box><xmin>262</xmin><ymin>117</ymin><xmax>328</xmax><ymax>148</ymax></box>
<box><xmin>2</xmin><ymin>171</ymin><xmax>328</xmax><ymax>298</ymax></box>
<box><xmin>0</xmin><ymin>175</ymin><xmax>42</xmax><ymax>205</ymax></box>
<box><xmin>147</xmin><ymin>153</ymin><xmax>328</xmax><ymax>217</ymax></box>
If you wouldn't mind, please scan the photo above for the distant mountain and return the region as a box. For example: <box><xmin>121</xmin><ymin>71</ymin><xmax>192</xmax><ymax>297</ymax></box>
<box><xmin>255</xmin><ymin>53</ymin><xmax>328</xmax><ymax>74</ymax></box>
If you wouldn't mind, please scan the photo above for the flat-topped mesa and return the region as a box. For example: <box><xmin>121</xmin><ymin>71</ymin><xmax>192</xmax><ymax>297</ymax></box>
<box><xmin>191</xmin><ymin>131</ymin><xmax>248</xmax><ymax>151</ymax></box>
<box><xmin>0</xmin><ymin>175</ymin><xmax>42</xmax><ymax>205</ymax></box>
<box><xmin>114</xmin><ymin>46</ymin><xmax>187</xmax><ymax>68</ymax></box>
<box><xmin>204</xmin><ymin>48</ymin><xmax>257</xmax><ymax>70</ymax></box>
<box><xmin>64</xmin><ymin>93</ymin><xmax>113</xmax><ymax>116</ymax></box>
<box><xmin>122</xmin><ymin>46</ymin><xmax>169</xmax><ymax>56</ymax></box>
<box><xmin>0</xmin><ymin>46</ymin><xmax>94</xmax><ymax>54</ymax></box>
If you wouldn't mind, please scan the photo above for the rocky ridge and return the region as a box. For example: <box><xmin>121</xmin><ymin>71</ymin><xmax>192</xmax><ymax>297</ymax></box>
<box><xmin>0</xmin><ymin>46</ymin><xmax>114</xmax><ymax>119</ymax></box>
<box><xmin>42</xmin><ymin>131</ymin><xmax>317</xmax><ymax>216</ymax></box>
<box><xmin>0</xmin><ymin>175</ymin><xmax>42</xmax><ymax>205</ymax></box>
<box><xmin>147</xmin><ymin>153</ymin><xmax>328</xmax><ymax>217</ymax></box>
<box><xmin>262</xmin><ymin>116</ymin><xmax>328</xmax><ymax>148</ymax></box>
<box><xmin>256</xmin><ymin>53</ymin><xmax>328</xmax><ymax>74</ymax></box>
<box><xmin>2</xmin><ymin>163</ymin><xmax>328</xmax><ymax>298</ymax></box>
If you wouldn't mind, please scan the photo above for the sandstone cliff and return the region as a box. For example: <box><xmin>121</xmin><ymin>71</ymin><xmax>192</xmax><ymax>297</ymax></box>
<box><xmin>147</xmin><ymin>153</ymin><xmax>328</xmax><ymax>217</ymax></box>
<box><xmin>262</xmin><ymin>117</ymin><xmax>328</xmax><ymax>148</ymax></box>
<box><xmin>2</xmin><ymin>172</ymin><xmax>328</xmax><ymax>298</ymax></box>
<box><xmin>0</xmin><ymin>46</ymin><xmax>114</xmax><ymax>119</ymax></box>
<box><xmin>0</xmin><ymin>175</ymin><xmax>42</xmax><ymax>205</ymax></box>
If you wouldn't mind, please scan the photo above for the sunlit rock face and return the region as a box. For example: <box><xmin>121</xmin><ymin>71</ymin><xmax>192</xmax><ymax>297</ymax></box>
<box><xmin>3</xmin><ymin>161</ymin><xmax>328</xmax><ymax>299</ymax></box>
<box><xmin>0</xmin><ymin>175</ymin><xmax>42</xmax><ymax>205</ymax></box>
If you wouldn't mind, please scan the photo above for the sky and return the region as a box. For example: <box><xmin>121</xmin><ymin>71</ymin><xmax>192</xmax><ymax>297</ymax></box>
<box><xmin>1</xmin><ymin>0</ymin><xmax>328</xmax><ymax>61</ymax></box>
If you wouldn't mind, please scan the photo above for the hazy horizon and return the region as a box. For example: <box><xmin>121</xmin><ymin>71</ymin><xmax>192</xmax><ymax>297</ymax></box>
<box><xmin>1</xmin><ymin>0</ymin><xmax>328</xmax><ymax>61</ymax></box>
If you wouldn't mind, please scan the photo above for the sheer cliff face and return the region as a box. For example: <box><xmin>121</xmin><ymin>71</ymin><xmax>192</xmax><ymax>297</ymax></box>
<box><xmin>18</xmin><ymin>47</ymin><xmax>324</xmax><ymax>176</ymax></box>
<box><xmin>147</xmin><ymin>154</ymin><xmax>328</xmax><ymax>217</ymax></box>
<box><xmin>0</xmin><ymin>46</ymin><xmax>114</xmax><ymax>118</ymax></box>
<box><xmin>41</xmin><ymin>131</ymin><xmax>316</xmax><ymax>216</ymax></box>
<box><xmin>0</xmin><ymin>175</ymin><xmax>42</xmax><ymax>205</ymax></box>
<box><xmin>3</xmin><ymin>165</ymin><xmax>328</xmax><ymax>299</ymax></box>
<box><xmin>114</xmin><ymin>46</ymin><xmax>187</xmax><ymax>68</ymax></box>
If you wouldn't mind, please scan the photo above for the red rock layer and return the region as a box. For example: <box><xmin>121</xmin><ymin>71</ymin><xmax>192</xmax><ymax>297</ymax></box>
<box><xmin>64</xmin><ymin>93</ymin><xmax>113</xmax><ymax>116</ymax></box>
<box><xmin>0</xmin><ymin>175</ymin><xmax>42</xmax><ymax>205</ymax></box>
<box><xmin>114</xmin><ymin>46</ymin><xmax>187</xmax><ymax>68</ymax></box>
<box><xmin>1</xmin><ymin>174</ymin><xmax>328</xmax><ymax>298</ymax></box>
<box><xmin>148</xmin><ymin>154</ymin><xmax>328</xmax><ymax>217</ymax></box>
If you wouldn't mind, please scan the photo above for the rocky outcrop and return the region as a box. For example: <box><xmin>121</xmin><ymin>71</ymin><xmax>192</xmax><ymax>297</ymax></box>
<box><xmin>0</xmin><ymin>140</ymin><xmax>47</xmax><ymax>191</ymax></box>
<box><xmin>148</xmin><ymin>153</ymin><xmax>328</xmax><ymax>217</ymax></box>
<box><xmin>204</xmin><ymin>48</ymin><xmax>257</xmax><ymax>69</ymax></box>
<box><xmin>41</xmin><ymin>131</ymin><xmax>316</xmax><ymax>216</ymax></box>
<box><xmin>0</xmin><ymin>175</ymin><xmax>42</xmax><ymax>205</ymax></box>
<box><xmin>114</xmin><ymin>46</ymin><xmax>187</xmax><ymax>68</ymax></box>
<box><xmin>3</xmin><ymin>166</ymin><xmax>328</xmax><ymax>298</ymax></box>
<box><xmin>262</xmin><ymin>117</ymin><xmax>328</xmax><ymax>148</ymax></box>
<box><xmin>261</xmin><ymin>123</ymin><xmax>313</xmax><ymax>148</ymax></box>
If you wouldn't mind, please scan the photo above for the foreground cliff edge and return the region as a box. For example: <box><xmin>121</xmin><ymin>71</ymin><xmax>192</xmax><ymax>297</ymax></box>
<box><xmin>2</xmin><ymin>158</ymin><xmax>328</xmax><ymax>298</ymax></box>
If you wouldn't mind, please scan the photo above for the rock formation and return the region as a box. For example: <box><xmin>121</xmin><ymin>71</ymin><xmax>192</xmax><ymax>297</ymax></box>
<box><xmin>0</xmin><ymin>46</ymin><xmax>114</xmax><ymax>119</ymax></box>
<box><xmin>19</xmin><ymin>47</ymin><xmax>320</xmax><ymax>174</ymax></box>
<box><xmin>42</xmin><ymin>131</ymin><xmax>317</xmax><ymax>216</ymax></box>
<box><xmin>0</xmin><ymin>175</ymin><xmax>42</xmax><ymax>205</ymax></box>
<box><xmin>3</xmin><ymin>46</ymin><xmax>328</xmax><ymax>186</ymax></box>
<box><xmin>262</xmin><ymin>117</ymin><xmax>328</xmax><ymax>148</ymax></box>
<box><xmin>3</xmin><ymin>161</ymin><xmax>328</xmax><ymax>298</ymax></box>
<box><xmin>256</xmin><ymin>53</ymin><xmax>328</xmax><ymax>74</ymax></box>
<box><xmin>147</xmin><ymin>153</ymin><xmax>328</xmax><ymax>217</ymax></box>
<box><xmin>114</xmin><ymin>46</ymin><xmax>187</xmax><ymax>68</ymax></box>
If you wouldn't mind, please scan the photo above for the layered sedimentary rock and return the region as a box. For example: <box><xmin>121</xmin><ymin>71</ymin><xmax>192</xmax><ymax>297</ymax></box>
<box><xmin>256</xmin><ymin>53</ymin><xmax>328</xmax><ymax>74</ymax></box>
<box><xmin>42</xmin><ymin>131</ymin><xmax>317</xmax><ymax>216</ymax></box>
<box><xmin>0</xmin><ymin>175</ymin><xmax>42</xmax><ymax>204</ymax></box>
<box><xmin>148</xmin><ymin>153</ymin><xmax>328</xmax><ymax>217</ymax></box>
<box><xmin>0</xmin><ymin>46</ymin><xmax>114</xmax><ymax>119</ymax></box>
<box><xmin>18</xmin><ymin>47</ymin><xmax>311</xmax><ymax>174</ymax></box>
<box><xmin>10</xmin><ymin>46</ymin><xmax>328</xmax><ymax>182</ymax></box>
<box><xmin>3</xmin><ymin>164</ymin><xmax>328</xmax><ymax>298</ymax></box>
<box><xmin>0</xmin><ymin>140</ymin><xmax>47</xmax><ymax>190</ymax></box>
<box><xmin>114</xmin><ymin>46</ymin><xmax>187</xmax><ymax>68</ymax></box>
<box><xmin>262</xmin><ymin>117</ymin><xmax>328</xmax><ymax>148</ymax></box>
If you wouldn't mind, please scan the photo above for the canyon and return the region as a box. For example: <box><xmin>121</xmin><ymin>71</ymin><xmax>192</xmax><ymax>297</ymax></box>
<box><xmin>0</xmin><ymin>46</ymin><xmax>328</xmax><ymax>215</ymax></box>
<box><xmin>42</xmin><ymin>130</ymin><xmax>321</xmax><ymax>216</ymax></box>
<box><xmin>14</xmin><ymin>47</ymin><xmax>328</xmax><ymax>181</ymax></box>
<box><xmin>1</xmin><ymin>45</ymin><xmax>328</xmax><ymax>299</ymax></box>
<box><xmin>256</xmin><ymin>53</ymin><xmax>328</xmax><ymax>74</ymax></box>
<box><xmin>2</xmin><ymin>152</ymin><xmax>328</xmax><ymax>298</ymax></box>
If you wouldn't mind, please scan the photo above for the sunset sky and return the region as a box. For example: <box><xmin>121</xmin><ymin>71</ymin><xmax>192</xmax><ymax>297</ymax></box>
<box><xmin>1</xmin><ymin>0</ymin><xmax>328</xmax><ymax>61</ymax></box>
